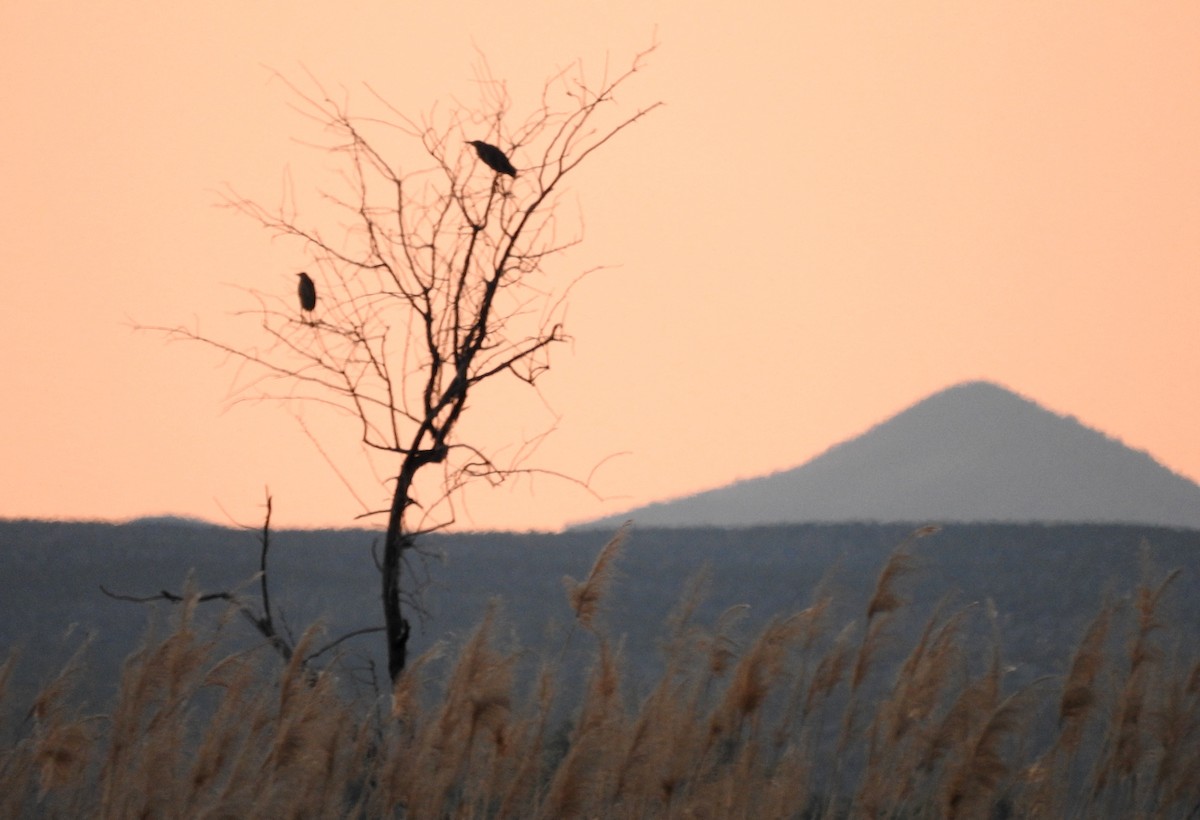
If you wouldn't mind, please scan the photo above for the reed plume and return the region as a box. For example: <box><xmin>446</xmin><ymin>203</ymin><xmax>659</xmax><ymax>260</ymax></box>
<box><xmin>5</xmin><ymin>533</ymin><xmax>1200</xmax><ymax>818</ymax></box>
<box><xmin>563</xmin><ymin>523</ymin><xmax>630</xmax><ymax>632</ymax></box>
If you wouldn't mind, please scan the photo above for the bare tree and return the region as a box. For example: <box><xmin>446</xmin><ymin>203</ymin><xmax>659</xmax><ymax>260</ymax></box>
<box><xmin>144</xmin><ymin>48</ymin><xmax>661</xmax><ymax>681</ymax></box>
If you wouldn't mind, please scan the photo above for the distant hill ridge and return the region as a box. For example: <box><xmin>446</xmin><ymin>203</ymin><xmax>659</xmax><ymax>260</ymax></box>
<box><xmin>580</xmin><ymin>381</ymin><xmax>1200</xmax><ymax>529</ymax></box>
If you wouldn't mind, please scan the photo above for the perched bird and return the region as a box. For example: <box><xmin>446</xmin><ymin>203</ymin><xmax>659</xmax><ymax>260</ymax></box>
<box><xmin>466</xmin><ymin>140</ymin><xmax>517</xmax><ymax>177</ymax></box>
<box><xmin>297</xmin><ymin>272</ymin><xmax>317</xmax><ymax>317</ymax></box>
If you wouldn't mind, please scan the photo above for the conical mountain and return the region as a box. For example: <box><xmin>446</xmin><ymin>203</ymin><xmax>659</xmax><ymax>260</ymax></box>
<box><xmin>580</xmin><ymin>381</ymin><xmax>1200</xmax><ymax>529</ymax></box>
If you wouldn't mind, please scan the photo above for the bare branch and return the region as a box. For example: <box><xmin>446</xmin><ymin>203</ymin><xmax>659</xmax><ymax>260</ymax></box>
<box><xmin>100</xmin><ymin>587</ymin><xmax>232</xmax><ymax>605</ymax></box>
<box><xmin>305</xmin><ymin>627</ymin><xmax>388</xmax><ymax>664</ymax></box>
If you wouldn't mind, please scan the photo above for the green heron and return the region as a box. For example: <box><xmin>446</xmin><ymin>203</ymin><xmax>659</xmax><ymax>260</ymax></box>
<box><xmin>297</xmin><ymin>272</ymin><xmax>317</xmax><ymax>316</ymax></box>
<box><xmin>466</xmin><ymin>140</ymin><xmax>517</xmax><ymax>177</ymax></box>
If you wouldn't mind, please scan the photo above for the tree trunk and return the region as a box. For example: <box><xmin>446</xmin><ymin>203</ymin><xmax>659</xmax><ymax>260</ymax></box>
<box><xmin>382</xmin><ymin>462</ymin><xmax>415</xmax><ymax>681</ymax></box>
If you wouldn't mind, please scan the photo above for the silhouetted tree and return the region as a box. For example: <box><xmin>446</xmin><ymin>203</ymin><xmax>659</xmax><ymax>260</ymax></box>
<box><xmin>145</xmin><ymin>47</ymin><xmax>660</xmax><ymax>680</ymax></box>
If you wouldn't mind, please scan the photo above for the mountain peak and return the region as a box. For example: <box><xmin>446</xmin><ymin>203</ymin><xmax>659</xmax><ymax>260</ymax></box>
<box><xmin>579</xmin><ymin>381</ymin><xmax>1200</xmax><ymax>530</ymax></box>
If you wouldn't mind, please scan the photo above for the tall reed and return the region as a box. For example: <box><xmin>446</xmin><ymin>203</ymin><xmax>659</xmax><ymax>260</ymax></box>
<box><xmin>2</xmin><ymin>533</ymin><xmax>1198</xmax><ymax>818</ymax></box>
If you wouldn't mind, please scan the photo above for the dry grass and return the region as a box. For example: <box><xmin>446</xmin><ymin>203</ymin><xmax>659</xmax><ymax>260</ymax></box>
<box><xmin>3</xmin><ymin>531</ymin><xmax>1199</xmax><ymax>818</ymax></box>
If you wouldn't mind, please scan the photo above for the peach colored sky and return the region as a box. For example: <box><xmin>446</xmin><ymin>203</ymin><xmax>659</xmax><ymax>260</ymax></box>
<box><xmin>2</xmin><ymin>4</ymin><xmax>1198</xmax><ymax>532</ymax></box>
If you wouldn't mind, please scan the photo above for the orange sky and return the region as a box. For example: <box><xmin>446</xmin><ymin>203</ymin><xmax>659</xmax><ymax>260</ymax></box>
<box><xmin>2</xmin><ymin>3</ymin><xmax>1198</xmax><ymax>532</ymax></box>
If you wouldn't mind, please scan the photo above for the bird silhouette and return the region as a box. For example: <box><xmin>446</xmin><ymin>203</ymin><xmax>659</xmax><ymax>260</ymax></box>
<box><xmin>466</xmin><ymin>140</ymin><xmax>517</xmax><ymax>177</ymax></box>
<box><xmin>297</xmin><ymin>272</ymin><xmax>317</xmax><ymax>318</ymax></box>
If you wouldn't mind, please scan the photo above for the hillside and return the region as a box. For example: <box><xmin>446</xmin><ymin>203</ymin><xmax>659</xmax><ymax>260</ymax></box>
<box><xmin>4</xmin><ymin>518</ymin><xmax>1199</xmax><ymax>815</ymax></box>
<box><xmin>580</xmin><ymin>381</ymin><xmax>1200</xmax><ymax>529</ymax></box>
<box><xmin>2</xmin><ymin>518</ymin><xmax>1199</xmax><ymax>709</ymax></box>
